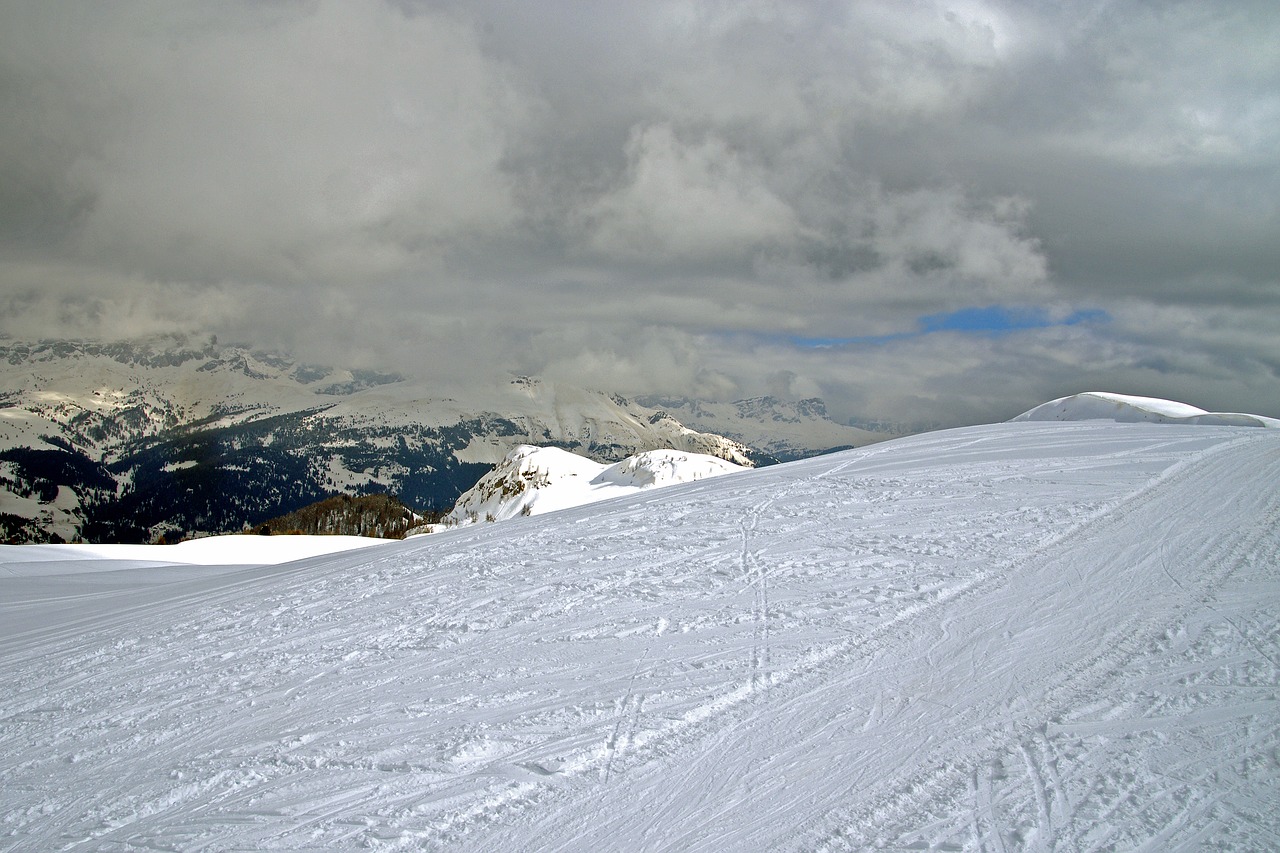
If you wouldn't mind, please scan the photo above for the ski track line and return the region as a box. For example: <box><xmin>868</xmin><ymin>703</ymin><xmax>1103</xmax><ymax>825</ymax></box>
<box><xmin>436</xmin><ymin>433</ymin><xmax>1275</xmax><ymax>850</ymax></box>
<box><xmin>1016</xmin><ymin>737</ymin><xmax>1056</xmax><ymax>853</ymax></box>
<box><xmin>602</xmin><ymin>631</ymin><xmax>657</xmax><ymax>785</ymax></box>
<box><xmin>974</xmin><ymin>760</ymin><xmax>1009</xmax><ymax>853</ymax></box>
<box><xmin>889</xmin><ymin>459</ymin><xmax>1273</xmax><ymax>846</ymax></box>
<box><xmin>741</xmin><ymin>496</ymin><xmax>773</xmax><ymax>693</ymax></box>
<box><xmin>377</xmin><ymin>519</ymin><xmax>1015</xmax><ymax>845</ymax></box>
<box><xmin>567</xmin><ymin>431</ymin><xmax>1273</xmax><ymax>853</ymax></box>
<box><xmin>544</xmin><ymin>435</ymin><xmax>1274</xmax><ymax>847</ymax></box>
<box><xmin>1036</xmin><ymin>728</ymin><xmax>1081</xmax><ymax>852</ymax></box>
<box><xmin>798</xmin><ymin>431</ymin><xmax>1280</xmax><ymax>851</ymax></box>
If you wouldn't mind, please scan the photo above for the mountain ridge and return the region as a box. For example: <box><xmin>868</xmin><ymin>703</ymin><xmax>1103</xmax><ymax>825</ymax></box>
<box><xmin>634</xmin><ymin>393</ymin><xmax>886</xmax><ymax>461</ymax></box>
<box><xmin>0</xmin><ymin>337</ymin><xmax>876</xmax><ymax>543</ymax></box>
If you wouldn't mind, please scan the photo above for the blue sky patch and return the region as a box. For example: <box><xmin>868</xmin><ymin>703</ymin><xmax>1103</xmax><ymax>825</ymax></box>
<box><xmin>784</xmin><ymin>306</ymin><xmax>1109</xmax><ymax>348</ymax></box>
<box><xmin>918</xmin><ymin>306</ymin><xmax>1109</xmax><ymax>335</ymax></box>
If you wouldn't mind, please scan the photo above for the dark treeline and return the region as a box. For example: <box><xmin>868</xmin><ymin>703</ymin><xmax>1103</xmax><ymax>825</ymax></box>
<box><xmin>252</xmin><ymin>493</ymin><xmax>445</xmax><ymax>539</ymax></box>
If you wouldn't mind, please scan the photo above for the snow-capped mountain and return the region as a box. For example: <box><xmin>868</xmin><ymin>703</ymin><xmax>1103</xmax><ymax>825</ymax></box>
<box><xmin>636</xmin><ymin>394</ymin><xmax>885</xmax><ymax>461</ymax></box>
<box><xmin>1</xmin><ymin>337</ymin><xmax>846</xmax><ymax>543</ymax></box>
<box><xmin>430</xmin><ymin>445</ymin><xmax>746</xmax><ymax>529</ymax></box>
<box><xmin>3</xmin><ymin>413</ymin><xmax>1277</xmax><ymax>849</ymax></box>
<box><xmin>1013</xmin><ymin>391</ymin><xmax>1280</xmax><ymax>427</ymax></box>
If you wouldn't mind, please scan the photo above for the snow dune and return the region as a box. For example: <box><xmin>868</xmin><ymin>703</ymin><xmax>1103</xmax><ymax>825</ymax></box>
<box><xmin>1013</xmin><ymin>390</ymin><xmax>1280</xmax><ymax>427</ymax></box>
<box><xmin>2</xmin><ymin>421</ymin><xmax>1279</xmax><ymax>850</ymax></box>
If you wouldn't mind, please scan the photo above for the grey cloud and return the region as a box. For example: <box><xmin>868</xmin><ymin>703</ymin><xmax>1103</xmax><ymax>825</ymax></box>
<box><xmin>3</xmin><ymin>2</ymin><xmax>525</xmax><ymax>283</ymax></box>
<box><xmin>1</xmin><ymin>0</ymin><xmax>1277</xmax><ymax>424</ymax></box>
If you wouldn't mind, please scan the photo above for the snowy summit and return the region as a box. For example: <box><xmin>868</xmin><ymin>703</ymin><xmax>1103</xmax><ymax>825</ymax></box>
<box><xmin>1012</xmin><ymin>391</ymin><xmax>1280</xmax><ymax>428</ymax></box>
<box><xmin>435</xmin><ymin>445</ymin><xmax>747</xmax><ymax>528</ymax></box>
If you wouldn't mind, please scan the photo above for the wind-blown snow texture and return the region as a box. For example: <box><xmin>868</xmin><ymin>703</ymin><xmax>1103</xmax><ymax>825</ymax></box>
<box><xmin>2</xmin><ymin>421</ymin><xmax>1278</xmax><ymax>850</ymax></box>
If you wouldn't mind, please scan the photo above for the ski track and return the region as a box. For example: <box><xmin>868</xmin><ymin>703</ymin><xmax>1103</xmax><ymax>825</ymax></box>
<box><xmin>1</xmin><ymin>423</ymin><xmax>1278</xmax><ymax>850</ymax></box>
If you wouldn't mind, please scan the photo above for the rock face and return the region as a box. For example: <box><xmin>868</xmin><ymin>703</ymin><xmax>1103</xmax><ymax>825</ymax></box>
<box><xmin>0</xmin><ymin>337</ymin><xmax>762</xmax><ymax>542</ymax></box>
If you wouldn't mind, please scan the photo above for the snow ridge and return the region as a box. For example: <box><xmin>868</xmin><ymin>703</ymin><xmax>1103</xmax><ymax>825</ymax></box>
<box><xmin>1011</xmin><ymin>391</ymin><xmax>1280</xmax><ymax>428</ymax></box>
<box><xmin>433</xmin><ymin>445</ymin><xmax>747</xmax><ymax>528</ymax></box>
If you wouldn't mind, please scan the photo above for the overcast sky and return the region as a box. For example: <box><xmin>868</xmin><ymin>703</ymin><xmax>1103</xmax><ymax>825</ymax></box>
<box><xmin>2</xmin><ymin>1</ymin><xmax>1277</xmax><ymax>426</ymax></box>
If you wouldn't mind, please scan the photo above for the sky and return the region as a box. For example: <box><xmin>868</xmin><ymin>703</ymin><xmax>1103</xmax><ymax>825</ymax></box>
<box><xmin>1</xmin><ymin>1</ymin><xmax>1277</xmax><ymax>428</ymax></box>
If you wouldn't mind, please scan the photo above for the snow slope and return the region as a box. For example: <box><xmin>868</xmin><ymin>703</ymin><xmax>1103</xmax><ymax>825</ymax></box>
<box><xmin>437</xmin><ymin>445</ymin><xmax>746</xmax><ymax>527</ymax></box>
<box><xmin>2</xmin><ymin>421</ymin><xmax>1278</xmax><ymax>850</ymax></box>
<box><xmin>1013</xmin><ymin>391</ymin><xmax>1280</xmax><ymax>427</ymax></box>
<box><xmin>0</xmin><ymin>534</ymin><xmax>387</xmax><ymax>576</ymax></box>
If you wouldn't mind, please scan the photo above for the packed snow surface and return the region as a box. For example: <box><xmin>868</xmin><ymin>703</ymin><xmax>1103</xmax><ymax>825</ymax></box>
<box><xmin>2</xmin><ymin>421</ymin><xmax>1279</xmax><ymax>850</ymax></box>
<box><xmin>1013</xmin><ymin>391</ymin><xmax>1280</xmax><ymax>427</ymax></box>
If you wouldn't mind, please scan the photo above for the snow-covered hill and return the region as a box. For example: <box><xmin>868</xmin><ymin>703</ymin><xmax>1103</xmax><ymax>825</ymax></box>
<box><xmin>0</xmin><ymin>338</ymin><xmax>767</xmax><ymax>542</ymax></box>
<box><xmin>434</xmin><ymin>445</ymin><xmax>746</xmax><ymax>528</ymax></box>
<box><xmin>1013</xmin><ymin>391</ymin><xmax>1280</xmax><ymax>428</ymax></box>
<box><xmin>3</xmin><ymin>419</ymin><xmax>1277</xmax><ymax>849</ymax></box>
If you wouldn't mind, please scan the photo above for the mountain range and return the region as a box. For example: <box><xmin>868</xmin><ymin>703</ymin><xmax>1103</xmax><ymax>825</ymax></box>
<box><xmin>0</xmin><ymin>336</ymin><xmax>879</xmax><ymax>543</ymax></box>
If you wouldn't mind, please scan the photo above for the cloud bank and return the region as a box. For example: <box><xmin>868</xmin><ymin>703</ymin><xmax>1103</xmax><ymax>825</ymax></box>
<box><xmin>2</xmin><ymin>1</ymin><xmax>1276</xmax><ymax>425</ymax></box>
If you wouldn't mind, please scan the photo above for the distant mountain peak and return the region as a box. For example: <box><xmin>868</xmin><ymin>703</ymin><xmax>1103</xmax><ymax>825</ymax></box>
<box><xmin>636</xmin><ymin>393</ymin><xmax>886</xmax><ymax>462</ymax></box>
<box><xmin>428</xmin><ymin>444</ymin><xmax>747</xmax><ymax>530</ymax></box>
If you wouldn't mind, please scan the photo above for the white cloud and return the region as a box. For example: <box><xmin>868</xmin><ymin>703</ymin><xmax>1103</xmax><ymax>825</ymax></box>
<box><xmin>582</xmin><ymin>125</ymin><xmax>803</xmax><ymax>261</ymax></box>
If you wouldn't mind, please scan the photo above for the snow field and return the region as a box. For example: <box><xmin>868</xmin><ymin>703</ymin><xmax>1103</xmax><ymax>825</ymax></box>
<box><xmin>0</xmin><ymin>422</ymin><xmax>1277</xmax><ymax>850</ymax></box>
<box><xmin>1</xmin><ymin>534</ymin><xmax>388</xmax><ymax>575</ymax></box>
